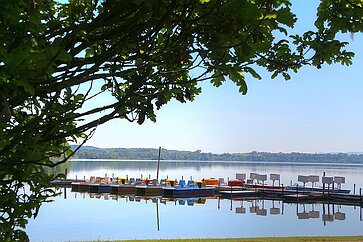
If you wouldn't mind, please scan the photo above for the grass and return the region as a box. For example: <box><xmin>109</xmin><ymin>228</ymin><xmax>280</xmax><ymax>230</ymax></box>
<box><xmin>86</xmin><ymin>236</ymin><xmax>363</xmax><ymax>242</ymax></box>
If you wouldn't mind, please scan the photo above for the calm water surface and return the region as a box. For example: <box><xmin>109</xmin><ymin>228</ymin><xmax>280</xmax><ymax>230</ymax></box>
<box><xmin>26</xmin><ymin>160</ymin><xmax>363</xmax><ymax>241</ymax></box>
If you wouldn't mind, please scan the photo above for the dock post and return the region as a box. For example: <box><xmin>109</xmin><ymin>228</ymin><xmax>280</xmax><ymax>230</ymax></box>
<box><xmin>281</xmin><ymin>184</ymin><xmax>284</xmax><ymax>197</ymax></box>
<box><xmin>360</xmin><ymin>188</ymin><xmax>362</xmax><ymax>205</ymax></box>
<box><xmin>76</xmin><ymin>175</ymin><xmax>77</xmax><ymax>181</ymax></box>
<box><xmin>65</xmin><ymin>169</ymin><xmax>67</xmax><ymax>180</ymax></box>
<box><xmin>84</xmin><ymin>176</ymin><xmax>85</xmax><ymax>181</ymax></box>
<box><xmin>230</xmin><ymin>185</ymin><xmax>232</xmax><ymax>198</ymax></box>
<box><xmin>156</xmin><ymin>147</ymin><xmax>161</xmax><ymax>180</ymax></box>
<box><xmin>323</xmin><ymin>172</ymin><xmax>325</xmax><ymax>196</ymax></box>
<box><xmin>354</xmin><ymin>184</ymin><xmax>356</xmax><ymax>194</ymax></box>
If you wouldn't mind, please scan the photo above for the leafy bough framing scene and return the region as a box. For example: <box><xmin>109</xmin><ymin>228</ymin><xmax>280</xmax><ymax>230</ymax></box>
<box><xmin>0</xmin><ymin>0</ymin><xmax>362</xmax><ymax>240</ymax></box>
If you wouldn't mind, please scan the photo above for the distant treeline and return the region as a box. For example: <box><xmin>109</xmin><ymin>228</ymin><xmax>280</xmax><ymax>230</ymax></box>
<box><xmin>71</xmin><ymin>146</ymin><xmax>363</xmax><ymax>164</ymax></box>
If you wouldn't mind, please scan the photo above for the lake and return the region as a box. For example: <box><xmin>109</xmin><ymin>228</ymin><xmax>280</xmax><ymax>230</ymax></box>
<box><xmin>26</xmin><ymin>160</ymin><xmax>363</xmax><ymax>241</ymax></box>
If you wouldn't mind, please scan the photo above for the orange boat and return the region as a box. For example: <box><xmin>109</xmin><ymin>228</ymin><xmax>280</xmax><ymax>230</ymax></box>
<box><xmin>202</xmin><ymin>178</ymin><xmax>219</xmax><ymax>186</ymax></box>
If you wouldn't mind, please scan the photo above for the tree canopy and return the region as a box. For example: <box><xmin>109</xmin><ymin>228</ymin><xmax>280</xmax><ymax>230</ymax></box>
<box><xmin>0</xmin><ymin>0</ymin><xmax>362</xmax><ymax>240</ymax></box>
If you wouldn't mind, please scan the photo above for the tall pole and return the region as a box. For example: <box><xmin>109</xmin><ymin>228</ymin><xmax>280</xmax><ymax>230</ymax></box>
<box><xmin>157</xmin><ymin>147</ymin><xmax>161</xmax><ymax>180</ymax></box>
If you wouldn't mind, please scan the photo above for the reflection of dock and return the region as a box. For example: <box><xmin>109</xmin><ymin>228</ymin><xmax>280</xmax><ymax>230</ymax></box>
<box><xmin>219</xmin><ymin>187</ymin><xmax>363</xmax><ymax>207</ymax></box>
<box><xmin>67</xmin><ymin>187</ymin><xmax>363</xmax><ymax>225</ymax></box>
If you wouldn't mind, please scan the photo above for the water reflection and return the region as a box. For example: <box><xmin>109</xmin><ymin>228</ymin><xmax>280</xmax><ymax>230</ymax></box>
<box><xmin>68</xmin><ymin>189</ymin><xmax>363</xmax><ymax>226</ymax></box>
<box><xmin>25</xmin><ymin>160</ymin><xmax>363</xmax><ymax>241</ymax></box>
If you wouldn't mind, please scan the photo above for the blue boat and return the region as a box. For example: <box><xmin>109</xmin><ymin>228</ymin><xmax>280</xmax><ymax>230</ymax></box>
<box><xmin>162</xmin><ymin>180</ymin><xmax>215</xmax><ymax>198</ymax></box>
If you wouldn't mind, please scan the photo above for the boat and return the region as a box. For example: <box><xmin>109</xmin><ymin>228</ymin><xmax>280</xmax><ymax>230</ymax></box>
<box><xmin>117</xmin><ymin>184</ymin><xmax>137</xmax><ymax>194</ymax></box>
<box><xmin>136</xmin><ymin>185</ymin><xmax>163</xmax><ymax>196</ymax></box>
<box><xmin>228</xmin><ymin>179</ymin><xmax>244</xmax><ymax>187</ymax></box>
<box><xmin>162</xmin><ymin>180</ymin><xmax>215</xmax><ymax>198</ymax></box>
<box><xmin>136</xmin><ymin>179</ymin><xmax>163</xmax><ymax>196</ymax></box>
<box><xmin>203</xmin><ymin>178</ymin><xmax>219</xmax><ymax>186</ymax></box>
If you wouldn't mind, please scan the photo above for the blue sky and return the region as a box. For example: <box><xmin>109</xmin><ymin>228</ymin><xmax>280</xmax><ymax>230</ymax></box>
<box><xmin>83</xmin><ymin>1</ymin><xmax>363</xmax><ymax>154</ymax></box>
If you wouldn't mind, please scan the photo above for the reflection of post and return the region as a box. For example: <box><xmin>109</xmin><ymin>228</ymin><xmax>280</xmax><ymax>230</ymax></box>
<box><xmin>157</xmin><ymin>147</ymin><xmax>161</xmax><ymax>180</ymax></box>
<box><xmin>282</xmin><ymin>201</ymin><xmax>284</xmax><ymax>215</ymax></box>
<box><xmin>322</xmin><ymin>202</ymin><xmax>326</xmax><ymax>226</ymax></box>
<box><xmin>230</xmin><ymin>198</ymin><xmax>232</xmax><ymax>211</ymax></box>
<box><xmin>156</xmin><ymin>199</ymin><xmax>160</xmax><ymax>231</ymax></box>
<box><xmin>218</xmin><ymin>196</ymin><xmax>220</xmax><ymax>210</ymax></box>
<box><xmin>64</xmin><ymin>187</ymin><xmax>67</xmax><ymax>199</ymax></box>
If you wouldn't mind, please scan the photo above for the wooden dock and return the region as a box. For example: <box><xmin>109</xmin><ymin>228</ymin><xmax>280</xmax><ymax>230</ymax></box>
<box><xmin>57</xmin><ymin>178</ymin><xmax>363</xmax><ymax>207</ymax></box>
<box><xmin>219</xmin><ymin>190</ymin><xmax>259</xmax><ymax>198</ymax></box>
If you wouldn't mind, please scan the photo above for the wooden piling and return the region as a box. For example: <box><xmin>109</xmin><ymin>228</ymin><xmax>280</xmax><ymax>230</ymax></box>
<box><xmin>156</xmin><ymin>147</ymin><xmax>161</xmax><ymax>180</ymax></box>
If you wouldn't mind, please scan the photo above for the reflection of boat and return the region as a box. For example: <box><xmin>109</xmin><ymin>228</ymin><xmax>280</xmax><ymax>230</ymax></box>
<box><xmin>162</xmin><ymin>180</ymin><xmax>215</xmax><ymax>198</ymax></box>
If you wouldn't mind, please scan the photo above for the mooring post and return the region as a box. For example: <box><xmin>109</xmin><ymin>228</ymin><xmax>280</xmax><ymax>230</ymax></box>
<box><xmin>323</xmin><ymin>172</ymin><xmax>326</xmax><ymax>196</ymax></box>
<box><xmin>76</xmin><ymin>175</ymin><xmax>77</xmax><ymax>181</ymax></box>
<box><xmin>354</xmin><ymin>184</ymin><xmax>356</xmax><ymax>194</ymax></box>
<box><xmin>65</xmin><ymin>168</ymin><xmax>68</xmax><ymax>180</ymax></box>
<box><xmin>360</xmin><ymin>188</ymin><xmax>362</xmax><ymax>205</ymax></box>
<box><xmin>156</xmin><ymin>147</ymin><xmax>161</xmax><ymax>180</ymax></box>
<box><xmin>230</xmin><ymin>184</ymin><xmax>232</xmax><ymax>197</ymax></box>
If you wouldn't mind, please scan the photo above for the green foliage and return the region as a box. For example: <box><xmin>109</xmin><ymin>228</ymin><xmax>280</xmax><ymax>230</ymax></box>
<box><xmin>0</xmin><ymin>0</ymin><xmax>362</xmax><ymax>240</ymax></box>
<box><xmin>73</xmin><ymin>146</ymin><xmax>363</xmax><ymax>164</ymax></box>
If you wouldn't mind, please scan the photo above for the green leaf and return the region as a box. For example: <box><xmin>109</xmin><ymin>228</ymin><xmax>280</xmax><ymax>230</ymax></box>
<box><xmin>244</xmin><ymin>67</ymin><xmax>261</xmax><ymax>80</ymax></box>
<box><xmin>211</xmin><ymin>73</ymin><xmax>225</xmax><ymax>87</ymax></box>
<box><xmin>271</xmin><ymin>71</ymin><xmax>279</xmax><ymax>79</ymax></box>
<box><xmin>282</xmin><ymin>73</ymin><xmax>291</xmax><ymax>80</ymax></box>
<box><xmin>229</xmin><ymin>71</ymin><xmax>247</xmax><ymax>95</ymax></box>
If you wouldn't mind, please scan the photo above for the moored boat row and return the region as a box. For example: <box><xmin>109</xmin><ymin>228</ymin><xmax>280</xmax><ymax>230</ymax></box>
<box><xmin>58</xmin><ymin>172</ymin><xmax>355</xmax><ymax>201</ymax></box>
